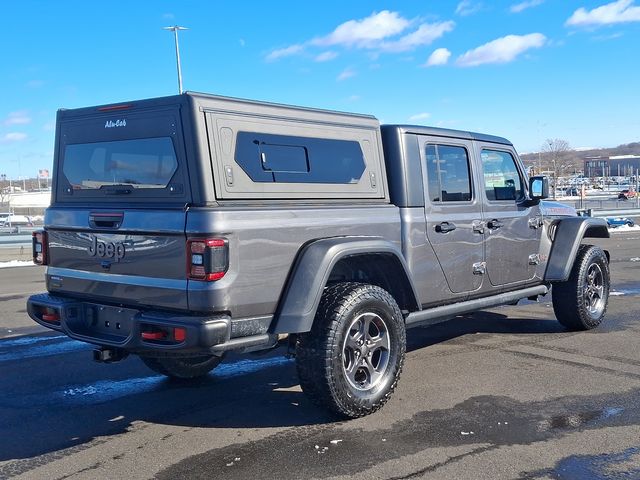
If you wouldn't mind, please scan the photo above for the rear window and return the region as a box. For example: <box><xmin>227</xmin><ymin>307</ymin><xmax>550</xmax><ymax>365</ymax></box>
<box><xmin>62</xmin><ymin>137</ymin><xmax>178</xmax><ymax>190</ymax></box>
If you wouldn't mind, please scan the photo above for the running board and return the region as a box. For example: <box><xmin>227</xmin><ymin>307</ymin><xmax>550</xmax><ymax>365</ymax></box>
<box><xmin>405</xmin><ymin>285</ymin><xmax>549</xmax><ymax>329</ymax></box>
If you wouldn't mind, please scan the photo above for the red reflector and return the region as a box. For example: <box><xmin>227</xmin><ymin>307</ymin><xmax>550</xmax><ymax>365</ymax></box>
<box><xmin>141</xmin><ymin>331</ymin><xmax>166</xmax><ymax>340</ymax></box>
<box><xmin>174</xmin><ymin>328</ymin><xmax>186</xmax><ymax>342</ymax></box>
<box><xmin>42</xmin><ymin>313</ymin><xmax>60</xmax><ymax>322</ymax></box>
<box><xmin>206</xmin><ymin>272</ymin><xmax>226</xmax><ymax>281</ymax></box>
<box><xmin>205</xmin><ymin>239</ymin><xmax>226</xmax><ymax>248</ymax></box>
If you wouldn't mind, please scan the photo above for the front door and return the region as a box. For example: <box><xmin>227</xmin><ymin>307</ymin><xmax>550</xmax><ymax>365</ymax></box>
<box><xmin>421</xmin><ymin>139</ymin><xmax>485</xmax><ymax>294</ymax></box>
<box><xmin>479</xmin><ymin>147</ymin><xmax>542</xmax><ymax>287</ymax></box>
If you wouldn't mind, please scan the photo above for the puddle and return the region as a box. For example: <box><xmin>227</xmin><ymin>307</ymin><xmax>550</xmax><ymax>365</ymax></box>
<box><xmin>538</xmin><ymin>407</ymin><xmax>624</xmax><ymax>432</ymax></box>
<box><xmin>610</xmin><ymin>287</ymin><xmax>640</xmax><ymax>296</ymax></box>
<box><xmin>156</xmin><ymin>393</ymin><xmax>640</xmax><ymax>480</ymax></box>
<box><xmin>522</xmin><ymin>446</ymin><xmax>640</xmax><ymax>480</ymax></box>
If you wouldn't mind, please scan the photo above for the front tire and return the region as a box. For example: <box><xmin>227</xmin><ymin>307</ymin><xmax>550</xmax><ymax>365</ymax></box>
<box><xmin>552</xmin><ymin>245</ymin><xmax>610</xmax><ymax>330</ymax></box>
<box><xmin>140</xmin><ymin>355</ymin><xmax>222</xmax><ymax>379</ymax></box>
<box><xmin>295</xmin><ymin>282</ymin><xmax>406</xmax><ymax>418</ymax></box>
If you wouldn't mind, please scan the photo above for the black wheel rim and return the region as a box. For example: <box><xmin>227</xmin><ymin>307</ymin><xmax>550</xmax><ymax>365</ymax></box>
<box><xmin>584</xmin><ymin>263</ymin><xmax>605</xmax><ymax>315</ymax></box>
<box><xmin>342</xmin><ymin>312</ymin><xmax>391</xmax><ymax>391</ymax></box>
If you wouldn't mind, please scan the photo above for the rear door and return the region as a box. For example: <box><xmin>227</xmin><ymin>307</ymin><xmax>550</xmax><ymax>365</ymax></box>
<box><xmin>420</xmin><ymin>138</ymin><xmax>485</xmax><ymax>294</ymax></box>
<box><xmin>46</xmin><ymin>105</ymin><xmax>192</xmax><ymax>310</ymax></box>
<box><xmin>479</xmin><ymin>146</ymin><xmax>542</xmax><ymax>286</ymax></box>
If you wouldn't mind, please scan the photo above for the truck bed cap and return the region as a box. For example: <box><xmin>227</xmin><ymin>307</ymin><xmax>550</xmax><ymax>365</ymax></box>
<box><xmin>382</xmin><ymin>124</ymin><xmax>512</xmax><ymax>146</ymax></box>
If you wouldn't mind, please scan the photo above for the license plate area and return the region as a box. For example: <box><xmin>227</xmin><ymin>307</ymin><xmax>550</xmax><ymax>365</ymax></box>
<box><xmin>65</xmin><ymin>303</ymin><xmax>137</xmax><ymax>342</ymax></box>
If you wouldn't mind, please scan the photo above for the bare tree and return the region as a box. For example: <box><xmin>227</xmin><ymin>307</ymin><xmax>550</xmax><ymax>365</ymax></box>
<box><xmin>0</xmin><ymin>175</ymin><xmax>9</xmax><ymax>208</ymax></box>
<box><xmin>542</xmin><ymin>138</ymin><xmax>573</xmax><ymax>198</ymax></box>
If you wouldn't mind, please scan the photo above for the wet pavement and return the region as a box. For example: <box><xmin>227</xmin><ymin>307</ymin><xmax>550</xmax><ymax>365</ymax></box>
<box><xmin>0</xmin><ymin>233</ymin><xmax>639</xmax><ymax>479</ymax></box>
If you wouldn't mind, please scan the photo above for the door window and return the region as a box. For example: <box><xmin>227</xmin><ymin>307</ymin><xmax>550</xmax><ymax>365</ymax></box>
<box><xmin>481</xmin><ymin>149</ymin><xmax>524</xmax><ymax>201</ymax></box>
<box><xmin>425</xmin><ymin>144</ymin><xmax>472</xmax><ymax>202</ymax></box>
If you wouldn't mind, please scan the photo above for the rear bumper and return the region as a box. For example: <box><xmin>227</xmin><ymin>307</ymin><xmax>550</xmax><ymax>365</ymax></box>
<box><xmin>27</xmin><ymin>293</ymin><xmax>274</xmax><ymax>355</ymax></box>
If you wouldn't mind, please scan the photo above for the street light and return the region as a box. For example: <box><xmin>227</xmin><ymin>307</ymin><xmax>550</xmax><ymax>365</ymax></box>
<box><xmin>163</xmin><ymin>25</ymin><xmax>188</xmax><ymax>94</ymax></box>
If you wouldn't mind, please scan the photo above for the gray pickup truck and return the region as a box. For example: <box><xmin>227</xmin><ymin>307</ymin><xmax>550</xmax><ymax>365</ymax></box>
<box><xmin>28</xmin><ymin>92</ymin><xmax>610</xmax><ymax>418</ymax></box>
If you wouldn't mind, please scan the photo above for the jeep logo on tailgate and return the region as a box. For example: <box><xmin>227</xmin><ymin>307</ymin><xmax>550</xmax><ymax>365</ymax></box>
<box><xmin>88</xmin><ymin>236</ymin><xmax>125</xmax><ymax>262</ymax></box>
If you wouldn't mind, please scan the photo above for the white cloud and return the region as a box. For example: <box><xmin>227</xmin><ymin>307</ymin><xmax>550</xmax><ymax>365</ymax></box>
<box><xmin>409</xmin><ymin>112</ymin><xmax>431</xmax><ymax>121</ymax></box>
<box><xmin>566</xmin><ymin>0</ymin><xmax>640</xmax><ymax>26</ymax></box>
<box><xmin>456</xmin><ymin>33</ymin><xmax>546</xmax><ymax>66</ymax></box>
<box><xmin>313</xmin><ymin>10</ymin><xmax>410</xmax><ymax>48</ymax></box>
<box><xmin>379</xmin><ymin>21</ymin><xmax>455</xmax><ymax>52</ymax></box>
<box><xmin>347</xmin><ymin>95</ymin><xmax>361</xmax><ymax>102</ymax></box>
<box><xmin>456</xmin><ymin>1</ymin><xmax>483</xmax><ymax>16</ymax></box>
<box><xmin>593</xmin><ymin>31</ymin><xmax>625</xmax><ymax>39</ymax></box>
<box><xmin>1</xmin><ymin>133</ymin><xmax>28</xmax><ymax>143</ymax></box>
<box><xmin>425</xmin><ymin>48</ymin><xmax>452</xmax><ymax>66</ymax></box>
<box><xmin>315</xmin><ymin>51</ymin><xmax>338</xmax><ymax>62</ymax></box>
<box><xmin>510</xmin><ymin>0</ymin><xmax>544</xmax><ymax>13</ymax></box>
<box><xmin>266</xmin><ymin>10</ymin><xmax>456</xmax><ymax>61</ymax></box>
<box><xmin>265</xmin><ymin>44</ymin><xmax>305</xmax><ymax>62</ymax></box>
<box><xmin>337</xmin><ymin>68</ymin><xmax>356</xmax><ymax>81</ymax></box>
<box><xmin>3</xmin><ymin>111</ymin><xmax>31</xmax><ymax>126</ymax></box>
<box><xmin>239</xmin><ymin>38</ymin><xmax>246</xmax><ymax>47</ymax></box>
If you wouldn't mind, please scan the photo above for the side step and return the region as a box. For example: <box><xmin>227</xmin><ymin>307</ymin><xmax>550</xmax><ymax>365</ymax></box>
<box><xmin>405</xmin><ymin>285</ymin><xmax>549</xmax><ymax>329</ymax></box>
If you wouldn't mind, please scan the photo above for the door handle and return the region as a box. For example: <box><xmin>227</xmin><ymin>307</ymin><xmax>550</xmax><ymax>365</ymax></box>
<box><xmin>487</xmin><ymin>219</ymin><xmax>504</xmax><ymax>230</ymax></box>
<box><xmin>472</xmin><ymin>220</ymin><xmax>485</xmax><ymax>234</ymax></box>
<box><xmin>435</xmin><ymin>222</ymin><xmax>456</xmax><ymax>233</ymax></box>
<box><xmin>89</xmin><ymin>212</ymin><xmax>124</xmax><ymax>229</ymax></box>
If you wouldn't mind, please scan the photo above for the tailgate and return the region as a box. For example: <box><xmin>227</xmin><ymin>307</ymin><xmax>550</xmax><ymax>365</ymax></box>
<box><xmin>45</xmin><ymin>100</ymin><xmax>194</xmax><ymax>310</ymax></box>
<box><xmin>45</xmin><ymin>208</ymin><xmax>188</xmax><ymax>310</ymax></box>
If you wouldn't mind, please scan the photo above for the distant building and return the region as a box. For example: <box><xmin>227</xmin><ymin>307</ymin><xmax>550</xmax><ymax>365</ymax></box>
<box><xmin>584</xmin><ymin>155</ymin><xmax>640</xmax><ymax>177</ymax></box>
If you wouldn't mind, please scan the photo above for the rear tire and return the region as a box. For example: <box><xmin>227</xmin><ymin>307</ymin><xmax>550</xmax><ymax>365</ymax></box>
<box><xmin>295</xmin><ymin>282</ymin><xmax>406</xmax><ymax>418</ymax></box>
<box><xmin>140</xmin><ymin>355</ymin><xmax>222</xmax><ymax>379</ymax></box>
<box><xmin>552</xmin><ymin>245</ymin><xmax>609</xmax><ymax>331</ymax></box>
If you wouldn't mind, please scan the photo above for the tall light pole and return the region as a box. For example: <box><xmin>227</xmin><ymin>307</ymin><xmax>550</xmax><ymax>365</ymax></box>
<box><xmin>163</xmin><ymin>25</ymin><xmax>188</xmax><ymax>94</ymax></box>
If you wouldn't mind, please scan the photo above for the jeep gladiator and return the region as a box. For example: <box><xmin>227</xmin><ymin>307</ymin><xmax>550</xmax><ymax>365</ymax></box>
<box><xmin>28</xmin><ymin>92</ymin><xmax>610</xmax><ymax>417</ymax></box>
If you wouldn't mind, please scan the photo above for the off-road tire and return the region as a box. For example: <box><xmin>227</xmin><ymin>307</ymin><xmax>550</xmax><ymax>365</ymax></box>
<box><xmin>140</xmin><ymin>355</ymin><xmax>222</xmax><ymax>379</ymax></box>
<box><xmin>552</xmin><ymin>245</ymin><xmax>609</xmax><ymax>331</ymax></box>
<box><xmin>295</xmin><ymin>282</ymin><xmax>406</xmax><ymax>418</ymax></box>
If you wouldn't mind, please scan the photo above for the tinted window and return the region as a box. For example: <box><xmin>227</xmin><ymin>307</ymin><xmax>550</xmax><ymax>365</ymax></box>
<box><xmin>62</xmin><ymin>137</ymin><xmax>178</xmax><ymax>190</ymax></box>
<box><xmin>481</xmin><ymin>149</ymin><xmax>524</xmax><ymax>201</ymax></box>
<box><xmin>235</xmin><ymin>132</ymin><xmax>365</xmax><ymax>184</ymax></box>
<box><xmin>425</xmin><ymin>144</ymin><xmax>472</xmax><ymax>202</ymax></box>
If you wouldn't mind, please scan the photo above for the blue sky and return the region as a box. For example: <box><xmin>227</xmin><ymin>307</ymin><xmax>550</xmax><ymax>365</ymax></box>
<box><xmin>1</xmin><ymin>0</ymin><xmax>639</xmax><ymax>179</ymax></box>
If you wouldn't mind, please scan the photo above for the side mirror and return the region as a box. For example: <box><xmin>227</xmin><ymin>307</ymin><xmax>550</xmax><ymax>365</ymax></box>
<box><xmin>529</xmin><ymin>176</ymin><xmax>549</xmax><ymax>200</ymax></box>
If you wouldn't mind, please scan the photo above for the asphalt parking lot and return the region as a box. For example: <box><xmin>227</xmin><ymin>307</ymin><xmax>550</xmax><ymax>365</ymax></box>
<box><xmin>0</xmin><ymin>232</ymin><xmax>639</xmax><ymax>479</ymax></box>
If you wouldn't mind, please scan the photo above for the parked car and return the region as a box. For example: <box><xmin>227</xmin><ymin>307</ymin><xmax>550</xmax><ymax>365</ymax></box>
<box><xmin>618</xmin><ymin>189</ymin><xmax>637</xmax><ymax>200</ymax></box>
<box><xmin>565</xmin><ymin>187</ymin><xmax>578</xmax><ymax>196</ymax></box>
<box><xmin>0</xmin><ymin>214</ymin><xmax>32</xmax><ymax>226</ymax></box>
<box><xmin>606</xmin><ymin>217</ymin><xmax>635</xmax><ymax>228</ymax></box>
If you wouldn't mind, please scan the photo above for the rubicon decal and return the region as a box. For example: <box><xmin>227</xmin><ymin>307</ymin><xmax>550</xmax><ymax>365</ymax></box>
<box><xmin>105</xmin><ymin>119</ymin><xmax>127</xmax><ymax>128</ymax></box>
<box><xmin>88</xmin><ymin>237</ymin><xmax>125</xmax><ymax>262</ymax></box>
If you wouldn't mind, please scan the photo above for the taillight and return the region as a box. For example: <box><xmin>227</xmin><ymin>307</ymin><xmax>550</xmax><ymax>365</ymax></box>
<box><xmin>187</xmin><ymin>238</ymin><xmax>228</xmax><ymax>281</ymax></box>
<box><xmin>32</xmin><ymin>230</ymin><xmax>48</xmax><ymax>265</ymax></box>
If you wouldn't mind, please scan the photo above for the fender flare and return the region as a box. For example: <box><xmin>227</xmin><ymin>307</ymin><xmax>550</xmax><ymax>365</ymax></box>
<box><xmin>270</xmin><ymin>237</ymin><xmax>420</xmax><ymax>334</ymax></box>
<box><xmin>544</xmin><ymin>217</ymin><xmax>609</xmax><ymax>281</ymax></box>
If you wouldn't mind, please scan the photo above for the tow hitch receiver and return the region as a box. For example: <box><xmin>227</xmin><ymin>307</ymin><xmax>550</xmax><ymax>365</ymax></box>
<box><xmin>93</xmin><ymin>347</ymin><xmax>128</xmax><ymax>363</ymax></box>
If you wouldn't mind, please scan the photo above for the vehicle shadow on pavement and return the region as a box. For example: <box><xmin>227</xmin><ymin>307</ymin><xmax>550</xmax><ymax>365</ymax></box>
<box><xmin>0</xmin><ymin>312</ymin><xmax>577</xmax><ymax>466</ymax></box>
<box><xmin>0</xmin><ymin>349</ymin><xmax>333</xmax><ymax>464</ymax></box>
<box><xmin>405</xmin><ymin>311</ymin><xmax>568</xmax><ymax>352</ymax></box>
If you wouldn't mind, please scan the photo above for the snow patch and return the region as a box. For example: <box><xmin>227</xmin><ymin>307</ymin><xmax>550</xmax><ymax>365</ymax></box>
<box><xmin>609</xmin><ymin>224</ymin><xmax>640</xmax><ymax>233</ymax></box>
<box><xmin>0</xmin><ymin>260</ymin><xmax>37</xmax><ymax>269</ymax></box>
